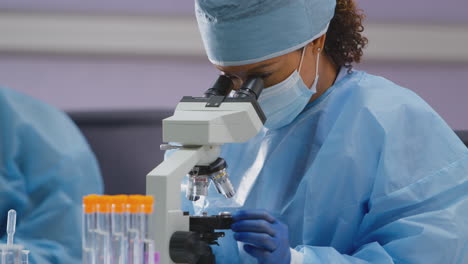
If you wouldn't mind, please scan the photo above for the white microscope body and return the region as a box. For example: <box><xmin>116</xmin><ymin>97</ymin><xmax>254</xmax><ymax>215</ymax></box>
<box><xmin>146</xmin><ymin>77</ymin><xmax>265</xmax><ymax>264</ymax></box>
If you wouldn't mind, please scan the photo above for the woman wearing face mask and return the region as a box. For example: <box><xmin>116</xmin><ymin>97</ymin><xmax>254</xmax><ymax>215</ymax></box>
<box><xmin>179</xmin><ymin>0</ymin><xmax>468</xmax><ymax>263</ymax></box>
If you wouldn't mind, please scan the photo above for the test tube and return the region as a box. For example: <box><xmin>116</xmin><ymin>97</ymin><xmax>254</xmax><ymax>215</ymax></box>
<box><xmin>82</xmin><ymin>195</ymin><xmax>98</xmax><ymax>264</ymax></box>
<box><xmin>21</xmin><ymin>250</ymin><xmax>29</xmax><ymax>264</ymax></box>
<box><xmin>0</xmin><ymin>245</ymin><xmax>23</xmax><ymax>264</ymax></box>
<box><xmin>95</xmin><ymin>195</ymin><xmax>112</xmax><ymax>264</ymax></box>
<box><xmin>111</xmin><ymin>195</ymin><xmax>128</xmax><ymax>264</ymax></box>
<box><xmin>143</xmin><ymin>239</ymin><xmax>155</xmax><ymax>264</ymax></box>
<box><xmin>2</xmin><ymin>209</ymin><xmax>26</xmax><ymax>264</ymax></box>
<box><xmin>127</xmin><ymin>195</ymin><xmax>144</xmax><ymax>264</ymax></box>
<box><xmin>142</xmin><ymin>196</ymin><xmax>155</xmax><ymax>264</ymax></box>
<box><xmin>6</xmin><ymin>210</ymin><xmax>16</xmax><ymax>246</ymax></box>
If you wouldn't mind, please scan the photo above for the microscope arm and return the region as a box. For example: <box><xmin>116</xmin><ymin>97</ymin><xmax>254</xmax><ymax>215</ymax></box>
<box><xmin>146</xmin><ymin>146</ymin><xmax>221</xmax><ymax>264</ymax></box>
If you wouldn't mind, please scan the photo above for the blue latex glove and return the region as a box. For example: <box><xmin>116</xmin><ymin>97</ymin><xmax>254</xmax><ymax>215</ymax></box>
<box><xmin>232</xmin><ymin>210</ymin><xmax>291</xmax><ymax>264</ymax></box>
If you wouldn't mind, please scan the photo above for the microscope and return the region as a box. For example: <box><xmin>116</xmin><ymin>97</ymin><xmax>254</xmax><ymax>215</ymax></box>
<box><xmin>146</xmin><ymin>75</ymin><xmax>266</xmax><ymax>264</ymax></box>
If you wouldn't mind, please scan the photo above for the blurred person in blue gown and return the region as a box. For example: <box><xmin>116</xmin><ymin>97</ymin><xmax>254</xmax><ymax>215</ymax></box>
<box><xmin>0</xmin><ymin>88</ymin><xmax>103</xmax><ymax>263</ymax></box>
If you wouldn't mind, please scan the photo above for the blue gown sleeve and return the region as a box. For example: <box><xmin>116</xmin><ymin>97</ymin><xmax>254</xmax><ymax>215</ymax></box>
<box><xmin>0</xmin><ymin>88</ymin><xmax>104</xmax><ymax>264</ymax></box>
<box><xmin>294</xmin><ymin>83</ymin><xmax>468</xmax><ymax>263</ymax></box>
<box><xmin>295</xmin><ymin>157</ymin><xmax>468</xmax><ymax>264</ymax></box>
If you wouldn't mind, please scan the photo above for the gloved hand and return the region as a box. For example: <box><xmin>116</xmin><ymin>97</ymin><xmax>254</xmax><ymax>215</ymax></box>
<box><xmin>232</xmin><ymin>210</ymin><xmax>291</xmax><ymax>264</ymax></box>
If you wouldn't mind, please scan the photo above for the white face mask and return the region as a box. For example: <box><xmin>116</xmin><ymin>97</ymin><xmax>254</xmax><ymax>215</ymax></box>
<box><xmin>258</xmin><ymin>45</ymin><xmax>320</xmax><ymax>130</ymax></box>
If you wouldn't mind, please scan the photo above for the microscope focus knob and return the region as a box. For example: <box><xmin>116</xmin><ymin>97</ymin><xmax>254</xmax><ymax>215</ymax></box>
<box><xmin>170</xmin><ymin>231</ymin><xmax>213</xmax><ymax>264</ymax></box>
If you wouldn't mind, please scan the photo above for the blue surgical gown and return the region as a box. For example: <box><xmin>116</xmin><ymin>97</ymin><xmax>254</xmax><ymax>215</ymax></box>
<box><xmin>0</xmin><ymin>88</ymin><xmax>103</xmax><ymax>263</ymax></box>
<box><xmin>180</xmin><ymin>69</ymin><xmax>468</xmax><ymax>263</ymax></box>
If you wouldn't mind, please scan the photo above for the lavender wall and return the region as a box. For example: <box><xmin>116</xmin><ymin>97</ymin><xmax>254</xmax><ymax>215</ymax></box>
<box><xmin>2</xmin><ymin>0</ymin><xmax>468</xmax><ymax>23</ymax></box>
<box><xmin>0</xmin><ymin>55</ymin><xmax>466</xmax><ymax>130</ymax></box>
<box><xmin>0</xmin><ymin>55</ymin><xmax>217</xmax><ymax>111</ymax></box>
<box><xmin>0</xmin><ymin>0</ymin><xmax>467</xmax><ymax>130</ymax></box>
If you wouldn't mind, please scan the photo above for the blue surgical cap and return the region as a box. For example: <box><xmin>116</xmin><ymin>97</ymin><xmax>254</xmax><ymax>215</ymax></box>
<box><xmin>195</xmin><ymin>0</ymin><xmax>337</xmax><ymax>66</ymax></box>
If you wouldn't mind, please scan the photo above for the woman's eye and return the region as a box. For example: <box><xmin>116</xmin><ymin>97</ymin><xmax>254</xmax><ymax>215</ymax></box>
<box><xmin>247</xmin><ymin>73</ymin><xmax>272</xmax><ymax>81</ymax></box>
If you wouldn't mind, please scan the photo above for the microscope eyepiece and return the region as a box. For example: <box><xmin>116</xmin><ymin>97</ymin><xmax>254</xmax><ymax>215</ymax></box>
<box><xmin>204</xmin><ymin>75</ymin><xmax>233</xmax><ymax>98</ymax></box>
<box><xmin>233</xmin><ymin>77</ymin><xmax>264</xmax><ymax>100</ymax></box>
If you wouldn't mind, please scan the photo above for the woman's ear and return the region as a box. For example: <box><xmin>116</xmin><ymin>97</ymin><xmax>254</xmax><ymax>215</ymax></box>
<box><xmin>310</xmin><ymin>34</ymin><xmax>327</xmax><ymax>54</ymax></box>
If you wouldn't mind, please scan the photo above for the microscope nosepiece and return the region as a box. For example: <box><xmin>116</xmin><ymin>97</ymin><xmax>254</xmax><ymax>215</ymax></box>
<box><xmin>186</xmin><ymin>174</ymin><xmax>210</xmax><ymax>201</ymax></box>
<box><xmin>186</xmin><ymin>158</ymin><xmax>236</xmax><ymax>201</ymax></box>
<box><xmin>210</xmin><ymin>168</ymin><xmax>236</xmax><ymax>199</ymax></box>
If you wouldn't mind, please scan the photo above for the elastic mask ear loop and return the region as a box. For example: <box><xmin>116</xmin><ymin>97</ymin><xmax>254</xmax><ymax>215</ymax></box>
<box><xmin>298</xmin><ymin>45</ymin><xmax>320</xmax><ymax>81</ymax></box>
<box><xmin>315</xmin><ymin>48</ymin><xmax>321</xmax><ymax>78</ymax></box>
<box><xmin>298</xmin><ymin>46</ymin><xmax>307</xmax><ymax>73</ymax></box>
<box><xmin>307</xmin><ymin>47</ymin><xmax>321</xmax><ymax>90</ymax></box>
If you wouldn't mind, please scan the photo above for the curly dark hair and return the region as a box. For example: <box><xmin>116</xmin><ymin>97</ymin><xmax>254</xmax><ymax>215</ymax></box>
<box><xmin>324</xmin><ymin>0</ymin><xmax>368</xmax><ymax>70</ymax></box>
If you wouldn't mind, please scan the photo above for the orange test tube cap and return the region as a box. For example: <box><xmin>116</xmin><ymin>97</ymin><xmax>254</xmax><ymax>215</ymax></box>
<box><xmin>111</xmin><ymin>195</ymin><xmax>128</xmax><ymax>213</ymax></box>
<box><xmin>96</xmin><ymin>195</ymin><xmax>112</xmax><ymax>213</ymax></box>
<box><xmin>142</xmin><ymin>196</ymin><xmax>154</xmax><ymax>214</ymax></box>
<box><xmin>83</xmin><ymin>194</ymin><xmax>99</xmax><ymax>214</ymax></box>
<box><xmin>128</xmin><ymin>195</ymin><xmax>145</xmax><ymax>214</ymax></box>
